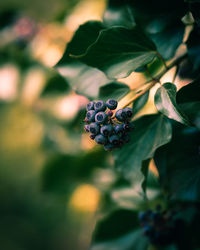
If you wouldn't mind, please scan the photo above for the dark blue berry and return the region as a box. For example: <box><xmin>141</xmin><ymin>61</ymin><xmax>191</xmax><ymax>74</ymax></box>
<box><xmin>123</xmin><ymin>122</ymin><xmax>134</xmax><ymax>132</ymax></box>
<box><xmin>89</xmin><ymin>122</ymin><xmax>100</xmax><ymax>135</ymax></box>
<box><xmin>123</xmin><ymin>107</ymin><xmax>133</xmax><ymax>118</ymax></box>
<box><xmin>84</xmin><ymin>124</ymin><xmax>90</xmax><ymax>132</ymax></box>
<box><xmin>109</xmin><ymin>135</ymin><xmax>120</xmax><ymax>145</ymax></box>
<box><xmin>106</xmin><ymin>99</ymin><xmax>118</xmax><ymax>110</ymax></box>
<box><xmin>114</xmin><ymin>124</ymin><xmax>124</xmax><ymax>134</ymax></box>
<box><xmin>90</xmin><ymin>134</ymin><xmax>96</xmax><ymax>140</ymax></box>
<box><xmin>107</xmin><ymin>110</ymin><xmax>113</xmax><ymax>117</ymax></box>
<box><xmin>143</xmin><ymin>225</ymin><xmax>154</xmax><ymax>237</ymax></box>
<box><xmin>95</xmin><ymin>112</ymin><xmax>108</xmax><ymax>124</ymax></box>
<box><xmin>100</xmin><ymin>124</ymin><xmax>113</xmax><ymax>136</ymax></box>
<box><xmin>86</xmin><ymin>101</ymin><xmax>95</xmax><ymax>111</ymax></box>
<box><xmin>104</xmin><ymin>143</ymin><xmax>115</xmax><ymax>151</ymax></box>
<box><xmin>94</xmin><ymin>100</ymin><xmax>107</xmax><ymax>111</ymax></box>
<box><xmin>138</xmin><ymin>211</ymin><xmax>149</xmax><ymax>222</ymax></box>
<box><xmin>86</xmin><ymin>110</ymin><xmax>96</xmax><ymax>122</ymax></box>
<box><xmin>95</xmin><ymin>134</ymin><xmax>107</xmax><ymax>145</ymax></box>
<box><xmin>115</xmin><ymin>109</ymin><xmax>127</xmax><ymax>122</ymax></box>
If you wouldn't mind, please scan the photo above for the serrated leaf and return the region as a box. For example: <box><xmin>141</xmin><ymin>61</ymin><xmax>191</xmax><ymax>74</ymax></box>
<box><xmin>154</xmin><ymin>126</ymin><xmax>200</xmax><ymax>201</ymax></box>
<box><xmin>132</xmin><ymin>91</ymin><xmax>149</xmax><ymax>116</ymax></box>
<box><xmin>78</xmin><ymin>26</ymin><xmax>157</xmax><ymax>79</ymax></box>
<box><xmin>154</xmin><ymin>82</ymin><xmax>190</xmax><ymax>125</ymax></box>
<box><xmin>55</xmin><ymin>21</ymin><xmax>109</xmax><ymax>98</ymax></box>
<box><xmin>91</xmin><ymin>230</ymin><xmax>148</xmax><ymax>250</ymax></box>
<box><xmin>113</xmin><ymin>114</ymin><xmax>172</xmax><ymax>183</ymax></box>
<box><xmin>99</xmin><ymin>82</ymin><xmax>130</xmax><ymax>101</ymax></box>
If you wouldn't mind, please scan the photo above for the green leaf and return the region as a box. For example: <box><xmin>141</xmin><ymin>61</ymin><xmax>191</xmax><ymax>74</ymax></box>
<box><xmin>99</xmin><ymin>82</ymin><xmax>130</xmax><ymax>101</ymax></box>
<box><xmin>91</xmin><ymin>230</ymin><xmax>148</xmax><ymax>250</ymax></box>
<box><xmin>179</xmin><ymin>102</ymin><xmax>200</xmax><ymax>129</ymax></box>
<box><xmin>177</xmin><ymin>79</ymin><xmax>200</xmax><ymax>103</ymax></box>
<box><xmin>132</xmin><ymin>91</ymin><xmax>149</xmax><ymax>116</ymax></box>
<box><xmin>186</xmin><ymin>26</ymin><xmax>200</xmax><ymax>70</ymax></box>
<box><xmin>154</xmin><ymin>126</ymin><xmax>200</xmax><ymax>201</ymax></box>
<box><xmin>113</xmin><ymin>114</ymin><xmax>172</xmax><ymax>183</ymax></box>
<box><xmin>78</xmin><ymin>26</ymin><xmax>157</xmax><ymax>79</ymax></box>
<box><xmin>41</xmin><ymin>72</ymin><xmax>70</xmax><ymax>96</ymax></box>
<box><xmin>103</xmin><ymin>2</ymin><xmax>136</xmax><ymax>28</ymax></box>
<box><xmin>56</xmin><ymin>21</ymin><xmax>109</xmax><ymax>98</ymax></box>
<box><xmin>154</xmin><ymin>83</ymin><xmax>190</xmax><ymax>125</ymax></box>
<box><xmin>149</xmin><ymin>20</ymin><xmax>184</xmax><ymax>60</ymax></box>
<box><xmin>141</xmin><ymin>159</ymin><xmax>150</xmax><ymax>196</ymax></box>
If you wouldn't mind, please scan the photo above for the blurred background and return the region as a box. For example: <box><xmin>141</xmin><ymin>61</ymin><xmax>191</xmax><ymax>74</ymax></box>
<box><xmin>0</xmin><ymin>0</ymin><xmax>189</xmax><ymax>249</ymax></box>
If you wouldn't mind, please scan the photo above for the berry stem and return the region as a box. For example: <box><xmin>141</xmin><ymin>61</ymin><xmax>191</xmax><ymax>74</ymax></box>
<box><xmin>121</xmin><ymin>53</ymin><xmax>187</xmax><ymax>108</ymax></box>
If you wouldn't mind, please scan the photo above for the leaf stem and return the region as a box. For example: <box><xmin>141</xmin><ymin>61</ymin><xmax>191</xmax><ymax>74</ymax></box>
<box><xmin>156</xmin><ymin>52</ymin><xmax>168</xmax><ymax>70</ymax></box>
<box><xmin>121</xmin><ymin>53</ymin><xmax>187</xmax><ymax>108</ymax></box>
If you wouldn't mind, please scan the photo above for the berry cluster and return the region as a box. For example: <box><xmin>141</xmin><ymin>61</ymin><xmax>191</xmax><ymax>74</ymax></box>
<box><xmin>138</xmin><ymin>207</ymin><xmax>183</xmax><ymax>246</ymax></box>
<box><xmin>84</xmin><ymin>99</ymin><xmax>134</xmax><ymax>151</ymax></box>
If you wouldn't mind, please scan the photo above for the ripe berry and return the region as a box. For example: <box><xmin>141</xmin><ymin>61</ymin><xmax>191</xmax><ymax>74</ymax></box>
<box><xmin>100</xmin><ymin>124</ymin><xmax>113</xmax><ymax>136</ymax></box>
<box><xmin>107</xmin><ymin>110</ymin><xmax>113</xmax><ymax>117</ymax></box>
<box><xmin>95</xmin><ymin>134</ymin><xmax>107</xmax><ymax>145</ymax></box>
<box><xmin>90</xmin><ymin>134</ymin><xmax>96</xmax><ymax>140</ymax></box>
<box><xmin>114</xmin><ymin>124</ymin><xmax>124</xmax><ymax>134</ymax></box>
<box><xmin>95</xmin><ymin>112</ymin><xmax>108</xmax><ymax>124</ymax></box>
<box><xmin>86</xmin><ymin>101</ymin><xmax>95</xmax><ymax>111</ymax></box>
<box><xmin>124</xmin><ymin>107</ymin><xmax>133</xmax><ymax>118</ymax></box>
<box><xmin>86</xmin><ymin>110</ymin><xmax>96</xmax><ymax>122</ymax></box>
<box><xmin>109</xmin><ymin>135</ymin><xmax>120</xmax><ymax>145</ymax></box>
<box><xmin>84</xmin><ymin>124</ymin><xmax>90</xmax><ymax>132</ymax></box>
<box><xmin>104</xmin><ymin>143</ymin><xmax>115</xmax><ymax>151</ymax></box>
<box><xmin>123</xmin><ymin>122</ymin><xmax>134</xmax><ymax>132</ymax></box>
<box><xmin>89</xmin><ymin>122</ymin><xmax>100</xmax><ymax>135</ymax></box>
<box><xmin>106</xmin><ymin>99</ymin><xmax>118</xmax><ymax>110</ymax></box>
<box><xmin>115</xmin><ymin>109</ymin><xmax>127</xmax><ymax>122</ymax></box>
<box><xmin>94</xmin><ymin>100</ymin><xmax>107</xmax><ymax>111</ymax></box>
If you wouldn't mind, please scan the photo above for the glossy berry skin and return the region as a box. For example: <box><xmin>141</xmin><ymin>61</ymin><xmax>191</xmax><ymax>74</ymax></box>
<box><xmin>100</xmin><ymin>124</ymin><xmax>113</xmax><ymax>136</ymax></box>
<box><xmin>94</xmin><ymin>101</ymin><xmax>107</xmax><ymax>111</ymax></box>
<box><xmin>86</xmin><ymin>110</ymin><xmax>96</xmax><ymax>122</ymax></box>
<box><xmin>106</xmin><ymin>99</ymin><xmax>118</xmax><ymax>110</ymax></box>
<box><xmin>124</xmin><ymin>107</ymin><xmax>133</xmax><ymax>118</ymax></box>
<box><xmin>84</xmin><ymin>124</ymin><xmax>90</xmax><ymax>132</ymax></box>
<box><xmin>95</xmin><ymin>134</ymin><xmax>107</xmax><ymax>145</ymax></box>
<box><xmin>115</xmin><ymin>109</ymin><xmax>127</xmax><ymax>122</ymax></box>
<box><xmin>109</xmin><ymin>135</ymin><xmax>120</xmax><ymax>145</ymax></box>
<box><xmin>95</xmin><ymin>112</ymin><xmax>108</xmax><ymax>124</ymax></box>
<box><xmin>114</xmin><ymin>124</ymin><xmax>124</xmax><ymax>134</ymax></box>
<box><xmin>89</xmin><ymin>122</ymin><xmax>100</xmax><ymax>135</ymax></box>
<box><xmin>104</xmin><ymin>143</ymin><xmax>115</xmax><ymax>151</ymax></box>
<box><xmin>86</xmin><ymin>101</ymin><xmax>95</xmax><ymax>111</ymax></box>
<box><xmin>90</xmin><ymin>134</ymin><xmax>96</xmax><ymax>140</ymax></box>
<box><xmin>107</xmin><ymin>110</ymin><xmax>113</xmax><ymax>117</ymax></box>
<box><xmin>123</xmin><ymin>122</ymin><xmax>134</xmax><ymax>132</ymax></box>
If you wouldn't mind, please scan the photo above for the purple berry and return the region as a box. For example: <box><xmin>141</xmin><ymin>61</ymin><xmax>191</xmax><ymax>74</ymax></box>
<box><xmin>90</xmin><ymin>134</ymin><xmax>96</xmax><ymax>140</ymax></box>
<box><xmin>114</xmin><ymin>124</ymin><xmax>124</xmax><ymax>134</ymax></box>
<box><xmin>123</xmin><ymin>107</ymin><xmax>133</xmax><ymax>118</ymax></box>
<box><xmin>94</xmin><ymin>100</ymin><xmax>107</xmax><ymax>111</ymax></box>
<box><xmin>100</xmin><ymin>124</ymin><xmax>113</xmax><ymax>136</ymax></box>
<box><xmin>95</xmin><ymin>134</ymin><xmax>107</xmax><ymax>145</ymax></box>
<box><xmin>89</xmin><ymin>122</ymin><xmax>100</xmax><ymax>135</ymax></box>
<box><xmin>104</xmin><ymin>143</ymin><xmax>115</xmax><ymax>151</ymax></box>
<box><xmin>86</xmin><ymin>101</ymin><xmax>95</xmax><ymax>111</ymax></box>
<box><xmin>107</xmin><ymin>110</ymin><xmax>113</xmax><ymax>117</ymax></box>
<box><xmin>95</xmin><ymin>112</ymin><xmax>108</xmax><ymax>124</ymax></box>
<box><xmin>123</xmin><ymin>122</ymin><xmax>134</xmax><ymax>132</ymax></box>
<box><xmin>86</xmin><ymin>110</ymin><xmax>96</xmax><ymax>122</ymax></box>
<box><xmin>115</xmin><ymin>109</ymin><xmax>127</xmax><ymax>122</ymax></box>
<box><xmin>84</xmin><ymin>124</ymin><xmax>90</xmax><ymax>132</ymax></box>
<box><xmin>106</xmin><ymin>99</ymin><xmax>118</xmax><ymax>110</ymax></box>
<box><xmin>109</xmin><ymin>135</ymin><xmax>120</xmax><ymax>145</ymax></box>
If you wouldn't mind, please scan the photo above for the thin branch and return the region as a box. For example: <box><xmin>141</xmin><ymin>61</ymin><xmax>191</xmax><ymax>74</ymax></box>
<box><xmin>156</xmin><ymin>52</ymin><xmax>168</xmax><ymax>70</ymax></box>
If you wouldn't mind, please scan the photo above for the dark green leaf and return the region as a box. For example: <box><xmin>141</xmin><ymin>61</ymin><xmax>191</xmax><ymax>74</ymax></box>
<box><xmin>99</xmin><ymin>82</ymin><xmax>130</xmax><ymax>101</ymax></box>
<box><xmin>132</xmin><ymin>91</ymin><xmax>149</xmax><ymax>116</ymax></box>
<box><xmin>141</xmin><ymin>159</ymin><xmax>150</xmax><ymax>196</ymax></box>
<box><xmin>154</xmin><ymin>126</ymin><xmax>200</xmax><ymax>201</ymax></box>
<box><xmin>113</xmin><ymin>114</ymin><xmax>172</xmax><ymax>183</ymax></box>
<box><xmin>177</xmin><ymin>79</ymin><xmax>200</xmax><ymax>103</ymax></box>
<box><xmin>91</xmin><ymin>230</ymin><xmax>148</xmax><ymax>250</ymax></box>
<box><xmin>154</xmin><ymin>83</ymin><xmax>190</xmax><ymax>125</ymax></box>
<box><xmin>103</xmin><ymin>2</ymin><xmax>135</xmax><ymax>28</ymax></box>
<box><xmin>41</xmin><ymin>72</ymin><xmax>70</xmax><ymax>96</ymax></box>
<box><xmin>186</xmin><ymin>26</ymin><xmax>200</xmax><ymax>70</ymax></box>
<box><xmin>78</xmin><ymin>26</ymin><xmax>157</xmax><ymax>79</ymax></box>
<box><xmin>56</xmin><ymin>21</ymin><xmax>109</xmax><ymax>98</ymax></box>
<box><xmin>189</xmin><ymin>3</ymin><xmax>200</xmax><ymax>26</ymax></box>
<box><xmin>180</xmin><ymin>102</ymin><xmax>200</xmax><ymax>129</ymax></box>
<box><xmin>149</xmin><ymin>20</ymin><xmax>184</xmax><ymax>60</ymax></box>
<box><xmin>93</xmin><ymin>209</ymin><xmax>139</xmax><ymax>242</ymax></box>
